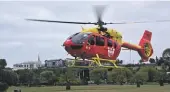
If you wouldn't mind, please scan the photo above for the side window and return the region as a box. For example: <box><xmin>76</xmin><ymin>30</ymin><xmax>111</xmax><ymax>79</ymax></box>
<box><xmin>96</xmin><ymin>36</ymin><xmax>105</xmax><ymax>46</ymax></box>
<box><xmin>114</xmin><ymin>42</ymin><xmax>117</xmax><ymax>48</ymax></box>
<box><xmin>88</xmin><ymin>35</ymin><xmax>95</xmax><ymax>45</ymax></box>
<box><xmin>107</xmin><ymin>39</ymin><xmax>113</xmax><ymax>47</ymax></box>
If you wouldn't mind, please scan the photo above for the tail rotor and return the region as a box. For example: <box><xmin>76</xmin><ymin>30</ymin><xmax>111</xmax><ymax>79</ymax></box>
<box><xmin>138</xmin><ymin>30</ymin><xmax>153</xmax><ymax>61</ymax></box>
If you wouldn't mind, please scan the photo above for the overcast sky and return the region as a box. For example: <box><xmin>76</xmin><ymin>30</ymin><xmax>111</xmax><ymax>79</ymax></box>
<box><xmin>0</xmin><ymin>1</ymin><xmax>170</xmax><ymax>67</ymax></box>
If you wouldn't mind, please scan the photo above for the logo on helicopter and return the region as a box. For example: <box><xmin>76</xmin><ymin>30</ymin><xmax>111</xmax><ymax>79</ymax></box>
<box><xmin>108</xmin><ymin>47</ymin><xmax>114</xmax><ymax>57</ymax></box>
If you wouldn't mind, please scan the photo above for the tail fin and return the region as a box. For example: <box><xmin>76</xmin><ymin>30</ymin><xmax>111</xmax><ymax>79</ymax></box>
<box><xmin>141</xmin><ymin>30</ymin><xmax>152</xmax><ymax>41</ymax></box>
<box><xmin>138</xmin><ymin>30</ymin><xmax>153</xmax><ymax>62</ymax></box>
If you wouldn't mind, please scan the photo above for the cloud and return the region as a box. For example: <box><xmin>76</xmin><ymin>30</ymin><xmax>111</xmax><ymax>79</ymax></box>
<box><xmin>0</xmin><ymin>41</ymin><xmax>24</xmax><ymax>48</ymax></box>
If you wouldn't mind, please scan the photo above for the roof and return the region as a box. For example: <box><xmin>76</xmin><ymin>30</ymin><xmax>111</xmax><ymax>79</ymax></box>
<box><xmin>13</xmin><ymin>61</ymin><xmax>41</xmax><ymax>65</ymax></box>
<box><xmin>45</xmin><ymin>59</ymin><xmax>64</xmax><ymax>62</ymax></box>
<box><xmin>22</xmin><ymin>61</ymin><xmax>40</xmax><ymax>64</ymax></box>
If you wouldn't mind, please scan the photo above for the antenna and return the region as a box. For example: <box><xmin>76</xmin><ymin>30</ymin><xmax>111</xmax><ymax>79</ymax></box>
<box><xmin>129</xmin><ymin>40</ymin><xmax>132</xmax><ymax>63</ymax></box>
<box><xmin>37</xmin><ymin>53</ymin><xmax>42</xmax><ymax>67</ymax></box>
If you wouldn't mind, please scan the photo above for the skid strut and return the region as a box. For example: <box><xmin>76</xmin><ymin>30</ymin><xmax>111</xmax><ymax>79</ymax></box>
<box><xmin>67</xmin><ymin>54</ymin><xmax>123</xmax><ymax>69</ymax></box>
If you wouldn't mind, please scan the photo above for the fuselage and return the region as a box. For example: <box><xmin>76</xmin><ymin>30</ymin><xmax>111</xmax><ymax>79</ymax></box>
<box><xmin>63</xmin><ymin>27</ymin><xmax>153</xmax><ymax>62</ymax></box>
<box><xmin>63</xmin><ymin>31</ymin><xmax>122</xmax><ymax>60</ymax></box>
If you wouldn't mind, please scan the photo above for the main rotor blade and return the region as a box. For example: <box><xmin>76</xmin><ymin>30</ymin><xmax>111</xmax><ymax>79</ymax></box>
<box><xmin>26</xmin><ymin>19</ymin><xmax>170</xmax><ymax>25</ymax></box>
<box><xmin>93</xmin><ymin>5</ymin><xmax>107</xmax><ymax>22</ymax></box>
<box><xmin>105</xmin><ymin>20</ymin><xmax>170</xmax><ymax>24</ymax></box>
<box><xmin>26</xmin><ymin>19</ymin><xmax>96</xmax><ymax>24</ymax></box>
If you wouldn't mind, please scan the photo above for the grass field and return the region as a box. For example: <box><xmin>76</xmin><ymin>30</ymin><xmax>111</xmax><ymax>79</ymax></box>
<box><xmin>8</xmin><ymin>85</ymin><xmax>170</xmax><ymax>92</ymax></box>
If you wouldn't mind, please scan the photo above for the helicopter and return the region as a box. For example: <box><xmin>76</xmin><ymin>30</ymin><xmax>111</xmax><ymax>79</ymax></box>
<box><xmin>26</xmin><ymin>5</ymin><xmax>170</xmax><ymax>69</ymax></box>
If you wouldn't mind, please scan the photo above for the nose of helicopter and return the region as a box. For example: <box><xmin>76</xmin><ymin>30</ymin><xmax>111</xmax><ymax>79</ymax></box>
<box><xmin>63</xmin><ymin>39</ymin><xmax>84</xmax><ymax>57</ymax></box>
<box><xmin>63</xmin><ymin>39</ymin><xmax>72</xmax><ymax>47</ymax></box>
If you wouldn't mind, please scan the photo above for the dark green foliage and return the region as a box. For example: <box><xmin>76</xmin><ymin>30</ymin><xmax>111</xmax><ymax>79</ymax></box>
<box><xmin>165</xmin><ymin>73</ymin><xmax>170</xmax><ymax>83</ymax></box>
<box><xmin>136</xmin><ymin>81</ymin><xmax>140</xmax><ymax>88</ymax></box>
<box><xmin>116</xmin><ymin>59</ymin><xmax>123</xmax><ymax>65</ymax></box>
<box><xmin>138</xmin><ymin>67</ymin><xmax>159</xmax><ymax>82</ymax></box>
<box><xmin>159</xmin><ymin>80</ymin><xmax>164</xmax><ymax>86</ymax></box>
<box><xmin>0</xmin><ymin>82</ymin><xmax>9</xmax><ymax>91</ymax></box>
<box><xmin>0</xmin><ymin>59</ymin><xmax>18</xmax><ymax>89</ymax></box>
<box><xmin>107</xmin><ymin>68</ymin><xmax>133</xmax><ymax>85</ymax></box>
<box><xmin>161</xmin><ymin>60</ymin><xmax>170</xmax><ymax>71</ymax></box>
<box><xmin>90</xmin><ymin>68</ymin><xmax>107</xmax><ymax>85</ymax></box>
<box><xmin>40</xmin><ymin>70</ymin><xmax>56</xmax><ymax>85</ymax></box>
<box><xmin>154</xmin><ymin>71</ymin><xmax>166</xmax><ymax>83</ymax></box>
<box><xmin>59</xmin><ymin>68</ymin><xmax>81</xmax><ymax>85</ymax></box>
<box><xmin>149</xmin><ymin>58</ymin><xmax>156</xmax><ymax>63</ymax></box>
<box><xmin>14</xmin><ymin>68</ymin><xmax>66</xmax><ymax>86</ymax></box>
<box><xmin>139</xmin><ymin>59</ymin><xmax>143</xmax><ymax>64</ymax></box>
<box><xmin>16</xmin><ymin>69</ymin><xmax>35</xmax><ymax>85</ymax></box>
<box><xmin>66</xmin><ymin>81</ymin><xmax>71</xmax><ymax>90</ymax></box>
<box><xmin>0</xmin><ymin>59</ymin><xmax>7</xmax><ymax>69</ymax></box>
<box><xmin>156</xmin><ymin>57</ymin><xmax>164</xmax><ymax>66</ymax></box>
<box><xmin>1</xmin><ymin>56</ymin><xmax>170</xmax><ymax>87</ymax></box>
<box><xmin>1</xmin><ymin>70</ymin><xmax>19</xmax><ymax>86</ymax></box>
<box><xmin>133</xmin><ymin>71</ymin><xmax>148</xmax><ymax>84</ymax></box>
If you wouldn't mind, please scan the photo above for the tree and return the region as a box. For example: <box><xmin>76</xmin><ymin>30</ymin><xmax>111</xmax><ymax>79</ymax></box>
<box><xmin>157</xmin><ymin>57</ymin><xmax>164</xmax><ymax>66</ymax></box>
<box><xmin>90</xmin><ymin>68</ymin><xmax>107</xmax><ymax>85</ymax></box>
<box><xmin>0</xmin><ymin>82</ymin><xmax>9</xmax><ymax>92</ymax></box>
<box><xmin>165</xmin><ymin>73</ymin><xmax>170</xmax><ymax>84</ymax></box>
<box><xmin>154</xmin><ymin>71</ymin><xmax>166</xmax><ymax>86</ymax></box>
<box><xmin>139</xmin><ymin>67</ymin><xmax>159</xmax><ymax>82</ymax></box>
<box><xmin>58</xmin><ymin>68</ymin><xmax>80</xmax><ymax>85</ymax></box>
<box><xmin>32</xmin><ymin>76</ymin><xmax>40</xmax><ymax>86</ymax></box>
<box><xmin>17</xmin><ymin>70</ymin><xmax>32</xmax><ymax>85</ymax></box>
<box><xmin>107</xmin><ymin>68</ymin><xmax>133</xmax><ymax>85</ymax></box>
<box><xmin>156</xmin><ymin>56</ymin><xmax>159</xmax><ymax>62</ymax></box>
<box><xmin>0</xmin><ymin>59</ymin><xmax>7</xmax><ymax>69</ymax></box>
<box><xmin>0</xmin><ymin>59</ymin><xmax>18</xmax><ymax>91</ymax></box>
<box><xmin>58</xmin><ymin>74</ymin><xmax>67</xmax><ymax>85</ymax></box>
<box><xmin>116</xmin><ymin>59</ymin><xmax>123</xmax><ymax>65</ymax></box>
<box><xmin>107</xmin><ymin>70</ymin><xmax>117</xmax><ymax>84</ymax></box>
<box><xmin>149</xmin><ymin>58</ymin><xmax>156</xmax><ymax>63</ymax></box>
<box><xmin>139</xmin><ymin>59</ymin><xmax>143</xmax><ymax>64</ymax></box>
<box><xmin>161</xmin><ymin>60</ymin><xmax>170</xmax><ymax>71</ymax></box>
<box><xmin>2</xmin><ymin>70</ymin><xmax>19</xmax><ymax>86</ymax></box>
<box><xmin>133</xmin><ymin>71</ymin><xmax>148</xmax><ymax>84</ymax></box>
<box><xmin>124</xmin><ymin>68</ymin><xmax>133</xmax><ymax>82</ymax></box>
<box><xmin>40</xmin><ymin>70</ymin><xmax>56</xmax><ymax>85</ymax></box>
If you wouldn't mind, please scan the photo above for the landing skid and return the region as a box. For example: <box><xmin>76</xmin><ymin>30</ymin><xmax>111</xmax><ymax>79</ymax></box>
<box><xmin>66</xmin><ymin>54</ymin><xmax>124</xmax><ymax>69</ymax></box>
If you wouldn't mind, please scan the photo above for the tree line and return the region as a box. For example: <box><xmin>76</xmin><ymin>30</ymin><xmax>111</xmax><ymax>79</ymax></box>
<box><xmin>0</xmin><ymin>57</ymin><xmax>170</xmax><ymax>91</ymax></box>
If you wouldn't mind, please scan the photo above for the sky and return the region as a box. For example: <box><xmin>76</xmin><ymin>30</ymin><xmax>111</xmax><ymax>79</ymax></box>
<box><xmin>0</xmin><ymin>1</ymin><xmax>170</xmax><ymax>67</ymax></box>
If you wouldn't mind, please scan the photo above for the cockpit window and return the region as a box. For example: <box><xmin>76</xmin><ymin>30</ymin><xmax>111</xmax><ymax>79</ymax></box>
<box><xmin>71</xmin><ymin>32</ymin><xmax>90</xmax><ymax>44</ymax></box>
<box><xmin>67</xmin><ymin>32</ymin><xmax>79</xmax><ymax>39</ymax></box>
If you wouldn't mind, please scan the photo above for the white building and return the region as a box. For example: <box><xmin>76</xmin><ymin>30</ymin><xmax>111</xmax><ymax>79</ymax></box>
<box><xmin>45</xmin><ymin>59</ymin><xmax>65</xmax><ymax>68</ymax></box>
<box><xmin>13</xmin><ymin>55</ymin><xmax>42</xmax><ymax>70</ymax></box>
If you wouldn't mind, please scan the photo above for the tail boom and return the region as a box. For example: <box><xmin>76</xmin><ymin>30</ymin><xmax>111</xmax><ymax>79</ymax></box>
<box><xmin>122</xmin><ymin>41</ymin><xmax>141</xmax><ymax>51</ymax></box>
<box><xmin>122</xmin><ymin>30</ymin><xmax>153</xmax><ymax>62</ymax></box>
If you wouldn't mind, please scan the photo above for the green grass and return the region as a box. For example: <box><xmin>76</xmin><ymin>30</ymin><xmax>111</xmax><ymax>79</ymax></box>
<box><xmin>8</xmin><ymin>85</ymin><xmax>170</xmax><ymax>92</ymax></box>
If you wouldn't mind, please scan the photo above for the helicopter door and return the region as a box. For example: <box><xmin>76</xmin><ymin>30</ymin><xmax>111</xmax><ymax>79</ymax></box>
<box><xmin>95</xmin><ymin>36</ymin><xmax>107</xmax><ymax>58</ymax></box>
<box><xmin>86</xmin><ymin>35</ymin><xmax>96</xmax><ymax>57</ymax></box>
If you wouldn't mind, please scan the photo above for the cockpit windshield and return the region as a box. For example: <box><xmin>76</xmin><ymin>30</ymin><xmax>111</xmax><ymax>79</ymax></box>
<box><xmin>71</xmin><ymin>32</ymin><xmax>91</xmax><ymax>44</ymax></box>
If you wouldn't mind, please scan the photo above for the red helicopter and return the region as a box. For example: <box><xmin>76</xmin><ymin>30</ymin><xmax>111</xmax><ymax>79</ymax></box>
<box><xmin>26</xmin><ymin>6</ymin><xmax>170</xmax><ymax>68</ymax></box>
